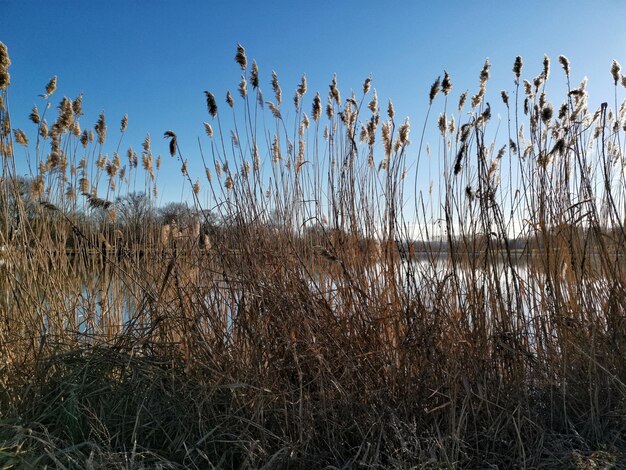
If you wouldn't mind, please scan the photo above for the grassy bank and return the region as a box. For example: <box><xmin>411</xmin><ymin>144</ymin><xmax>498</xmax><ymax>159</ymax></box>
<box><xmin>1</xmin><ymin>42</ymin><xmax>626</xmax><ymax>468</ymax></box>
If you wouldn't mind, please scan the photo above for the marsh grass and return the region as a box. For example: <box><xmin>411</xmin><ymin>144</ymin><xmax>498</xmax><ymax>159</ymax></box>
<box><xmin>1</xmin><ymin>42</ymin><xmax>626</xmax><ymax>468</ymax></box>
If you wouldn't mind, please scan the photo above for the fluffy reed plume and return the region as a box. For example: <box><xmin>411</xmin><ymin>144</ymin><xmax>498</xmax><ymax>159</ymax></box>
<box><xmin>438</xmin><ymin>114</ymin><xmax>446</xmax><ymax>134</ymax></box>
<box><xmin>45</xmin><ymin>75</ymin><xmax>57</xmax><ymax>96</ymax></box>
<box><xmin>73</xmin><ymin>94</ymin><xmax>83</xmax><ymax>117</ymax></box>
<box><xmin>13</xmin><ymin>129</ymin><xmax>28</xmax><ymax>146</ymax></box>
<box><xmin>611</xmin><ymin>60</ymin><xmax>621</xmax><ymax>85</ymax></box>
<box><xmin>543</xmin><ymin>54</ymin><xmax>550</xmax><ymax>80</ymax></box>
<box><xmin>82</xmin><ymin>192</ymin><xmax>113</xmax><ymax>210</ymax></box>
<box><xmin>238</xmin><ymin>75</ymin><xmax>247</xmax><ymax>98</ymax></box>
<box><xmin>479</xmin><ymin>58</ymin><xmax>491</xmax><ymax>84</ymax></box>
<box><xmin>0</xmin><ymin>41</ymin><xmax>10</xmax><ymax>89</ymax></box>
<box><xmin>297</xmin><ymin>74</ymin><xmax>307</xmax><ymax>96</ymax></box>
<box><xmin>501</xmin><ymin>90</ymin><xmax>509</xmax><ymax>107</ymax></box>
<box><xmin>442</xmin><ymin>70</ymin><xmax>452</xmax><ymax>95</ymax></box>
<box><xmin>127</xmin><ymin>146</ymin><xmax>138</xmax><ymax>167</ymax></box>
<box><xmin>458</xmin><ymin>91</ymin><xmax>467</xmax><ymax>112</ymax></box>
<box><xmin>513</xmin><ymin>55</ymin><xmax>523</xmax><ymax>81</ymax></box>
<box><xmin>387</xmin><ymin>99</ymin><xmax>395</xmax><ymax>118</ymax></box>
<box><xmin>558</xmin><ymin>54</ymin><xmax>570</xmax><ymax>77</ymax></box>
<box><xmin>368</xmin><ymin>90</ymin><xmax>378</xmax><ymax>113</ymax></box>
<box><xmin>204</xmin><ymin>91</ymin><xmax>218</xmax><ymax>117</ymax></box>
<box><xmin>28</xmin><ymin>106</ymin><xmax>40</xmax><ymax>124</ymax></box>
<box><xmin>234</xmin><ymin>43</ymin><xmax>248</xmax><ymax>70</ymax></box>
<box><xmin>312</xmin><ymin>92</ymin><xmax>322</xmax><ymax>121</ymax></box>
<box><xmin>226</xmin><ymin>91</ymin><xmax>234</xmax><ymax>108</ymax></box>
<box><xmin>271</xmin><ymin>71</ymin><xmax>282</xmax><ymax>105</ymax></box>
<box><xmin>203</xmin><ymin>122</ymin><xmax>213</xmax><ymax>138</ymax></box>
<box><xmin>120</xmin><ymin>114</ymin><xmax>128</xmax><ymax>132</ymax></box>
<box><xmin>57</xmin><ymin>97</ymin><xmax>74</xmax><ymax>131</ymax></box>
<box><xmin>363</xmin><ymin>77</ymin><xmax>371</xmax><ymax>94</ymax></box>
<box><xmin>267</xmin><ymin>101</ymin><xmax>281</xmax><ymax>119</ymax></box>
<box><xmin>429</xmin><ymin>76</ymin><xmax>440</xmax><ymax>104</ymax></box>
<box><xmin>329</xmin><ymin>74</ymin><xmax>341</xmax><ymax>105</ymax></box>
<box><xmin>250</xmin><ymin>60</ymin><xmax>259</xmax><ymax>89</ymax></box>
<box><xmin>398</xmin><ymin>116</ymin><xmax>410</xmax><ymax>144</ymax></box>
<box><xmin>94</xmin><ymin>112</ymin><xmax>107</xmax><ymax>144</ymax></box>
<box><xmin>224</xmin><ymin>174</ymin><xmax>233</xmax><ymax>190</ymax></box>
<box><xmin>164</xmin><ymin>130</ymin><xmax>177</xmax><ymax>157</ymax></box>
<box><xmin>230</xmin><ymin>130</ymin><xmax>239</xmax><ymax>147</ymax></box>
<box><xmin>326</xmin><ymin>96</ymin><xmax>334</xmax><ymax>119</ymax></box>
<box><xmin>143</xmin><ymin>134</ymin><xmax>151</xmax><ymax>154</ymax></box>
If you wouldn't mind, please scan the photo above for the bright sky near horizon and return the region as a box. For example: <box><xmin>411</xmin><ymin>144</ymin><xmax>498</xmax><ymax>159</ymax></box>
<box><xmin>4</xmin><ymin>0</ymin><xmax>626</xmax><ymax>208</ymax></box>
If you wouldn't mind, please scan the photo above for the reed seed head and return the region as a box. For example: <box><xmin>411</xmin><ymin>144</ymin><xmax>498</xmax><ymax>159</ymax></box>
<box><xmin>267</xmin><ymin>101</ymin><xmax>281</xmax><ymax>119</ymax></box>
<box><xmin>250</xmin><ymin>60</ymin><xmax>259</xmax><ymax>89</ymax></box>
<box><xmin>271</xmin><ymin>71</ymin><xmax>282</xmax><ymax>105</ymax></box>
<box><xmin>205</xmin><ymin>91</ymin><xmax>218</xmax><ymax>117</ymax></box>
<box><xmin>235</xmin><ymin>43</ymin><xmax>247</xmax><ymax>70</ymax></box>
<box><xmin>164</xmin><ymin>130</ymin><xmax>177</xmax><ymax>157</ymax></box>
<box><xmin>513</xmin><ymin>56</ymin><xmax>523</xmax><ymax>81</ymax></box>
<box><xmin>442</xmin><ymin>70</ymin><xmax>452</xmax><ymax>95</ymax></box>
<box><xmin>458</xmin><ymin>92</ymin><xmax>467</xmax><ymax>112</ymax></box>
<box><xmin>438</xmin><ymin>114</ymin><xmax>446</xmax><ymax>134</ymax></box>
<box><xmin>0</xmin><ymin>42</ymin><xmax>10</xmax><ymax>90</ymax></box>
<box><xmin>543</xmin><ymin>54</ymin><xmax>550</xmax><ymax>80</ymax></box>
<box><xmin>398</xmin><ymin>117</ymin><xmax>410</xmax><ymax>145</ymax></box>
<box><xmin>80</xmin><ymin>129</ymin><xmax>88</xmax><ymax>148</ymax></box>
<box><xmin>368</xmin><ymin>90</ymin><xmax>378</xmax><ymax>113</ymax></box>
<box><xmin>226</xmin><ymin>91</ymin><xmax>234</xmax><ymax>108</ymax></box>
<box><xmin>95</xmin><ymin>112</ymin><xmax>106</xmax><ymax>144</ymax></box>
<box><xmin>57</xmin><ymin>97</ymin><xmax>74</xmax><ymax>131</ymax></box>
<box><xmin>29</xmin><ymin>105</ymin><xmax>41</xmax><ymax>124</ymax></box>
<box><xmin>479</xmin><ymin>58</ymin><xmax>491</xmax><ymax>84</ymax></box>
<box><xmin>611</xmin><ymin>60</ymin><xmax>621</xmax><ymax>85</ymax></box>
<box><xmin>120</xmin><ymin>114</ymin><xmax>128</xmax><ymax>132</ymax></box>
<box><xmin>45</xmin><ymin>76</ymin><xmax>57</xmax><ymax>96</ymax></box>
<box><xmin>224</xmin><ymin>175</ymin><xmax>233</xmax><ymax>191</ymax></box>
<box><xmin>238</xmin><ymin>76</ymin><xmax>248</xmax><ymax>99</ymax></box>
<box><xmin>203</xmin><ymin>122</ymin><xmax>213</xmax><ymax>138</ymax></box>
<box><xmin>363</xmin><ymin>77</ymin><xmax>371</xmax><ymax>95</ymax></box>
<box><xmin>297</xmin><ymin>74</ymin><xmax>307</xmax><ymax>96</ymax></box>
<box><xmin>312</xmin><ymin>92</ymin><xmax>322</xmax><ymax>121</ymax></box>
<box><xmin>329</xmin><ymin>74</ymin><xmax>341</xmax><ymax>105</ymax></box>
<box><xmin>73</xmin><ymin>94</ymin><xmax>83</xmax><ymax>117</ymax></box>
<box><xmin>429</xmin><ymin>76</ymin><xmax>441</xmax><ymax>104</ymax></box>
<box><xmin>501</xmin><ymin>90</ymin><xmax>509</xmax><ymax>107</ymax></box>
<box><xmin>13</xmin><ymin>129</ymin><xmax>28</xmax><ymax>146</ymax></box>
<box><xmin>326</xmin><ymin>96</ymin><xmax>335</xmax><ymax>120</ymax></box>
<box><xmin>558</xmin><ymin>55</ymin><xmax>570</xmax><ymax>77</ymax></box>
<box><xmin>0</xmin><ymin>42</ymin><xmax>10</xmax><ymax>70</ymax></box>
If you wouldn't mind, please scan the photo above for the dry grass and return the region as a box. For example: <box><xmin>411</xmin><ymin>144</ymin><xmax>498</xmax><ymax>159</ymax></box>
<box><xmin>1</xmin><ymin>42</ymin><xmax>626</xmax><ymax>468</ymax></box>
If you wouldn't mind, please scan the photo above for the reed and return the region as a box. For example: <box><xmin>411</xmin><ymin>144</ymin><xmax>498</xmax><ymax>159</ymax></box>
<box><xmin>0</xmin><ymin>41</ymin><xmax>625</xmax><ymax>468</ymax></box>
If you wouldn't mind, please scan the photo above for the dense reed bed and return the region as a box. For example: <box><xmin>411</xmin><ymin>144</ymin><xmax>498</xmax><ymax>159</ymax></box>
<box><xmin>1</xmin><ymin>42</ymin><xmax>626</xmax><ymax>468</ymax></box>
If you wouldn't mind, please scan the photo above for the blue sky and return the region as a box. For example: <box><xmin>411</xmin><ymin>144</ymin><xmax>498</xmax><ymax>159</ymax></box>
<box><xmin>4</xmin><ymin>0</ymin><xmax>626</xmax><ymax>206</ymax></box>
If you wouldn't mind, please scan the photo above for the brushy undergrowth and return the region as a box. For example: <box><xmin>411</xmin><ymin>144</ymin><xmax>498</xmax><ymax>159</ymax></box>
<box><xmin>1</xmin><ymin>41</ymin><xmax>626</xmax><ymax>468</ymax></box>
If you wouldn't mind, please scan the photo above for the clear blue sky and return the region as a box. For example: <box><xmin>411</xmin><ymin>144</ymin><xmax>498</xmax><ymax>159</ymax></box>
<box><xmin>4</xmin><ymin>0</ymin><xmax>626</xmax><ymax>205</ymax></box>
